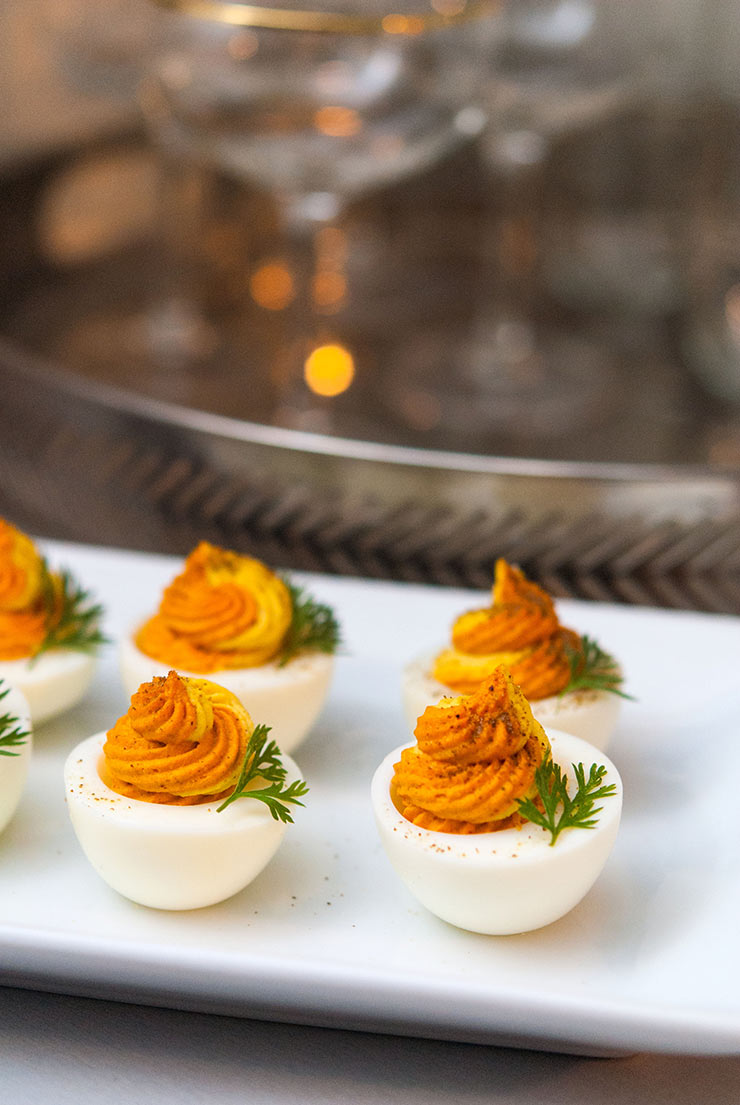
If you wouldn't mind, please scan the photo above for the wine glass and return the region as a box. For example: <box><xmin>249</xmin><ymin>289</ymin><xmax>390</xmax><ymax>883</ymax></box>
<box><xmin>386</xmin><ymin>0</ymin><xmax>658</xmax><ymax>454</ymax></box>
<box><xmin>137</xmin><ymin>0</ymin><xmax>499</xmax><ymax>424</ymax></box>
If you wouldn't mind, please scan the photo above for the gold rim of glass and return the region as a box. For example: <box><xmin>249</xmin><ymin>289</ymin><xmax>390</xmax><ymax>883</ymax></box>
<box><xmin>152</xmin><ymin>0</ymin><xmax>500</xmax><ymax>35</ymax></box>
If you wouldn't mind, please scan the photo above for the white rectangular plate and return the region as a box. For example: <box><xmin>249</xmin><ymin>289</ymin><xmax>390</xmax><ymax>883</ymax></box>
<box><xmin>1</xmin><ymin>540</ymin><xmax>739</xmax><ymax>1057</ymax></box>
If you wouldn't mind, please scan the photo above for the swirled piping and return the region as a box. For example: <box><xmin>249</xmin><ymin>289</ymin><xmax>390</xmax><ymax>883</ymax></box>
<box><xmin>102</xmin><ymin>671</ymin><xmax>253</xmax><ymax>805</ymax></box>
<box><xmin>393</xmin><ymin>666</ymin><xmax>550</xmax><ymax>834</ymax></box>
<box><xmin>0</xmin><ymin>519</ymin><xmax>48</xmax><ymax>659</ymax></box>
<box><xmin>135</xmin><ymin>542</ymin><xmax>292</xmax><ymax>672</ymax></box>
<box><xmin>432</xmin><ymin>559</ymin><xmax>578</xmax><ymax>700</ymax></box>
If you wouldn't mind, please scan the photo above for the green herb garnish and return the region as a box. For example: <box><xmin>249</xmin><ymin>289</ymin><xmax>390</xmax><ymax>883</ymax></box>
<box><xmin>517</xmin><ymin>756</ymin><xmax>618</xmax><ymax>846</ymax></box>
<box><xmin>35</xmin><ymin>562</ymin><xmax>107</xmax><ymax>659</ymax></box>
<box><xmin>562</xmin><ymin>634</ymin><xmax>632</xmax><ymax>699</ymax></box>
<box><xmin>217</xmin><ymin>723</ymin><xmax>308</xmax><ymax>822</ymax></box>
<box><xmin>280</xmin><ymin>581</ymin><xmax>340</xmax><ymax>666</ymax></box>
<box><xmin>0</xmin><ymin>684</ymin><xmax>30</xmax><ymax>757</ymax></box>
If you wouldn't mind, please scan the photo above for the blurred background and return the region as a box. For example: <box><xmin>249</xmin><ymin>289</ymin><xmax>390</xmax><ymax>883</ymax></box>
<box><xmin>1</xmin><ymin>0</ymin><xmax>739</xmax><ymax>609</ymax></box>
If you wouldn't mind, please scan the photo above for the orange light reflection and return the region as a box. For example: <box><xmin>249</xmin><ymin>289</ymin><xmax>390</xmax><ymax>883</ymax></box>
<box><xmin>381</xmin><ymin>14</ymin><xmax>425</xmax><ymax>34</ymax></box>
<box><xmin>314</xmin><ymin>105</ymin><xmax>362</xmax><ymax>137</ymax></box>
<box><xmin>304</xmin><ymin>343</ymin><xmax>355</xmax><ymax>396</ymax></box>
<box><xmin>312</xmin><ymin>271</ymin><xmax>347</xmax><ymax>310</ymax></box>
<box><xmin>250</xmin><ymin>261</ymin><xmax>295</xmax><ymax>310</ymax></box>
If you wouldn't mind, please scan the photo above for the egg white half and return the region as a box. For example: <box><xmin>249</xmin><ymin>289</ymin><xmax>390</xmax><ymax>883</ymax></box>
<box><xmin>119</xmin><ymin>633</ymin><xmax>334</xmax><ymax>755</ymax></box>
<box><xmin>371</xmin><ymin>729</ymin><xmax>622</xmax><ymax>936</ymax></box>
<box><xmin>402</xmin><ymin>650</ymin><xmax>622</xmax><ymax>751</ymax></box>
<box><xmin>0</xmin><ymin>683</ymin><xmax>32</xmax><ymax>833</ymax></box>
<box><xmin>0</xmin><ymin>651</ymin><xmax>96</xmax><ymax>726</ymax></box>
<box><xmin>64</xmin><ymin>733</ymin><xmax>303</xmax><ymax>910</ymax></box>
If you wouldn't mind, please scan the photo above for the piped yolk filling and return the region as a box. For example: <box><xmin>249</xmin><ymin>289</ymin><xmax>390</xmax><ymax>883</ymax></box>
<box><xmin>0</xmin><ymin>519</ymin><xmax>54</xmax><ymax>660</ymax></box>
<box><xmin>431</xmin><ymin>559</ymin><xmax>579</xmax><ymax>702</ymax></box>
<box><xmin>135</xmin><ymin>542</ymin><xmax>292</xmax><ymax>673</ymax></box>
<box><xmin>102</xmin><ymin>671</ymin><xmax>252</xmax><ymax>806</ymax></box>
<box><xmin>393</xmin><ymin>667</ymin><xmax>550</xmax><ymax>835</ymax></box>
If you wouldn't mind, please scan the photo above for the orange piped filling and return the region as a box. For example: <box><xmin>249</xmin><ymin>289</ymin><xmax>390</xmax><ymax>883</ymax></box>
<box><xmin>0</xmin><ymin>519</ymin><xmax>44</xmax><ymax>612</ymax></box>
<box><xmin>135</xmin><ymin>542</ymin><xmax>292</xmax><ymax>673</ymax></box>
<box><xmin>0</xmin><ymin>608</ymin><xmax>48</xmax><ymax>660</ymax></box>
<box><xmin>432</xmin><ymin>559</ymin><xmax>578</xmax><ymax>701</ymax></box>
<box><xmin>0</xmin><ymin>518</ymin><xmax>58</xmax><ymax>660</ymax></box>
<box><xmin>393</xmin><ymin>667</ymin><xmax>550</xmax><ymax>834</ymax></box>
<box><xmin>103</xmin><ymin>670</ymin><xmax>252</xmax><ymax>805</ymax></box>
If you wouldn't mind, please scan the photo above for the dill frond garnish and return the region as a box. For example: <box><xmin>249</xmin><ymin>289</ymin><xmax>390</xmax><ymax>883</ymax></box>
<box><xmin>563</xmin><ymin>634</ymin><xmax>632</xmax><ymax>699</ymax></box>
<box><xmin>280</xmin><ymin>581</ymin><xmax>340</xmax><ymax>666</ymax></box>
<box><xmin>35</xmin><ymin>563</ymin><xmax>107</xmax><ymax>659</ymax></box>
<box><xmin>217</xmin><ymin>723</ymin><xmax>308</xmax><ymax>823</ymax></box>
<box><xmin>0</xmin><ymin>684</ymin><xmax>30</xmax><ymax>757</ymax></box>
<box><xmin>517</xmin><ymin>756</ymin><xmax>618</xmax><ymax>846</ymax></box>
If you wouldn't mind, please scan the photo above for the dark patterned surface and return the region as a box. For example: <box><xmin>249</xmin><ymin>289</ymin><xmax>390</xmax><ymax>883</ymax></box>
<box><xmin>2</xmin><ymin>341</ymin><xmax>739</xmax><ymax>613</ymax></box>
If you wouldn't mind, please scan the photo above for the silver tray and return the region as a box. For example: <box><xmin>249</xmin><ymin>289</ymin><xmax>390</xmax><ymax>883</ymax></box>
<box><xmin>1</xmin><ymin>338</ymin><xmax>740</xmax><ymax>612</ymax></box>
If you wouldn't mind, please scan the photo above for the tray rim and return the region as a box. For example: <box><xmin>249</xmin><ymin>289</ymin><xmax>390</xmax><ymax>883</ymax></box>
<box><xmin>3</xmin><ymin>334</ymin><xmax>740</xmax><ymax>490</ymax></box>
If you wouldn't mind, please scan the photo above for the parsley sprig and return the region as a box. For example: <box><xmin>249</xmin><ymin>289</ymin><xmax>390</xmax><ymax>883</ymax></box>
<box><xmin>562</xmin><ymin>634</ymin><xmax>632</xmax><ymax>699</ymax></box>
<box><xmin>35</xmin><ymin>562</ymin><xmax>107</xmax><ymax>659</ymax></box>
<box><xmin>517</xmin><ymin>756</ymin><xmax>618</xmax><ymax>846</ymax></box>
<box><xmin>280</xmin><ymin>581</ymin><xmax>340</xmax><ymax>666</ymax></box>
<box><xmin>0</xmin><ymin>684</ymin><xmax>30</xmax><ymax>757</ymax></box>
<box><xmin>217</xmin><ymin>723</ymin><xmax>308</xmax><ymax>823</ymax></box>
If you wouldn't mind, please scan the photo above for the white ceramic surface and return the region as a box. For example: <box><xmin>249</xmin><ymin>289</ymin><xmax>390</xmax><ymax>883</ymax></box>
<box><xmin>0</xmin><ymin>540</ymin><xmax>739</xmax><ymax>1056</ymax></box>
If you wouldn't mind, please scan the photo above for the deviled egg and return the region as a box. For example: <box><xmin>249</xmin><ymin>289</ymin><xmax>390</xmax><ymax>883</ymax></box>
<box><xmin>64</xmin><ymin>671</ymin><xmax>307</xmax><ymax>910</ymax></box>
<box><xmin>373</xmin><ymin>667</ymin><xmax>622</xmax><ymax>935</ymax></box>
<box><xmin>119</xmin><ymin>542</ymin><xmax>339</xmax><ymax>754</ymax></box>
<box><xmin>0</xmin><ymin>680</ymin><xmax>32</xmax><ymax>833</ymax></box>
<box><xmin>402</xmin><ymin>558</ymin><xmax>625</xmax><ymax>751</ymax></box>
<box><xmin>0</xmin><ymin>518</ymin><xmax>104</xmax><ymax>724</ymax></box>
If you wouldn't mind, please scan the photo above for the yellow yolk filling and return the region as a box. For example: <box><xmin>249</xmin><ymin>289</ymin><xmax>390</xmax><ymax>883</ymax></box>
<box><xmin>0</xmin><ymin>519</ymin><xmax>53</xmax><ymax>660</ymax></box>
<box><xmin>393</xmin><ymin>666</ymin><xmax>550</xmax><ymax>834</ymax></box>
<box><xmin>135</xmin><ymin>542</ymin><xmax>293</xmax><ymax>672</ymax></box>
<box><xmin>102</xmin><ymin>671</ymin><xmax>252</xmax><ymax>805</ymax></box>
<box><xmin>432</xmin><ymin>559</ymin><xmax>578</xmax><ymax>701</ymax></box>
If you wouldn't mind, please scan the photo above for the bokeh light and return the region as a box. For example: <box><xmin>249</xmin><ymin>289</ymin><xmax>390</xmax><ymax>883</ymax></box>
<box><xmin>313</xmin><ymin>106</ymin><xmax>362</xmax><ymax>138</ymax></box>
<box><xmin>250</xmin><ymin>261</ymin><xmax>295</xmax><ymax>310</ymax></box>
<box><xmin>304</xmin><ymin>343</ymin><xmax>355</xmax><ymax>396</ymax></box>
